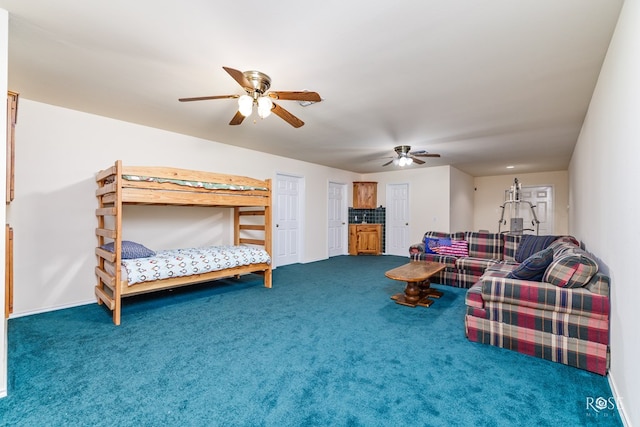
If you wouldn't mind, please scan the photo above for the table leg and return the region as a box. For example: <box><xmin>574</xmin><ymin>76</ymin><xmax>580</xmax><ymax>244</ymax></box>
<box><xmin>391</xmin><ymin>281</ymin><xmax>422</xmax><ymax>307</ymax></box>
<box><xmin>419</xmin><ymin>279</ymin><xmax>443</xmax><ymax>299</ymax></box>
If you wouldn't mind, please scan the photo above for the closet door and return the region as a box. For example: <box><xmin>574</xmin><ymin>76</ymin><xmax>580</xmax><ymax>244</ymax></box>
<box><xmin>274</xmin><ymin>174</ymin><xmax>303</xmax><ymax>267</ymax></box>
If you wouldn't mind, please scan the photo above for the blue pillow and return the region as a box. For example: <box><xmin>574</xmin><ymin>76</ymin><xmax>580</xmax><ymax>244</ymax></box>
<box><xmin>424</xmin><ymin>237</ymin><xmax>451</xmax><ymax>254</ymax></box>
<box><xmin>514</xmin><ymin>235</ymin><xmax>558</xmax><ymax>262</ymax></box>
<box><xmin>100</xmin><ymin>240</ymin><xmax>156</xmax><ymax>259</ymax></box>
<box><xmin>507</xmin><ymin>247</ymin><xmax>554</xmax><ymax>281</ymax></box>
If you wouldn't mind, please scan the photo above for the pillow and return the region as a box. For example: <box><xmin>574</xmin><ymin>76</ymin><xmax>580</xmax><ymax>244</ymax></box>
<box><xmin>424</xmin><ymin>237</ymin><xmax>444</xmax><ymax>254</ymax></box>
<box><xmin>100</xmin><ymin>240</ymin><xmax>156</xmax><ymax>259</ymax></box>
<box><xmin>514</xmin><ymin>235</ymin><xmax>558</xmax><ymax>262</ymax></box>
<box><xmin>437</xmin><ymin>239</ymin><xmax>469</xmax><ymax>257</ymax></box>
<box><xmin>542</xmin><ymin>253</ymin><xmax>598</xmax><ymax>288</ymax></box>
<box><xmin>506</xmin><ymin>247</ymin><xmax>553</xmax><ymax>281</ymax></box>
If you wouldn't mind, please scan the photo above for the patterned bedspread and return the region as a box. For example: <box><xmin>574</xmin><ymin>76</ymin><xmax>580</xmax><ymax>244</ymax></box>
<box><xmin>121</xmin><ymin>245</ymin><xmax>271</xmax><ymax>285</ymax></box>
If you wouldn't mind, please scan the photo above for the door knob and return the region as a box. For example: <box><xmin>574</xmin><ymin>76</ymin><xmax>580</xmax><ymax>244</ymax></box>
<box><xmin>406</xmin><ymin>223</ymin><xmax>409</xmax><ymax>226</ymax></box>
<box><xmin>276</xmin><ymin>224</ymin><xmax>279</xmax><ymax>227</ymax></box>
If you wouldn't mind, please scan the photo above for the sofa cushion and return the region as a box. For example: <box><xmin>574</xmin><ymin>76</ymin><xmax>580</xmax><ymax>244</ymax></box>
<box><xmin>503</xmin><ymin>234</ymin><xmax>522</xmax><ymax>262</ymax></box>
<box><xmin>464</xmin><ymin>232</ymin><xmax>503</xmax><ymax>259</ymax></box>
<box><xmin>481</xmin><ymin>276</ymin><xmax>610</xmax><ymax>317</ymax></box>
<box><xmin>507</xmin><ymin>247</ymin><xmax>554</xmax><ymax>281</ymax></box>
<box><xmin>542</xmin><ymin>252</ymin><xmax>598</xmax><ymax>288</ymax></box>
<box><xmin>411</xmin><ymin>252</ymin><xmax>457</xmax><ymax>270</ymax></box>
<box><xmin>547</xmin><ymin>236</ymin><xmax>581</xmax><ymax>255</ymax></box>
<box><xmin>456</xmin><ymin>257</ymin><xmax>499</xmax><ymax>273</ymax></box>
<box><xmin>514</xmin><ymin>235</ymin><xmax>558</xmax><ymax>262</ymax></box>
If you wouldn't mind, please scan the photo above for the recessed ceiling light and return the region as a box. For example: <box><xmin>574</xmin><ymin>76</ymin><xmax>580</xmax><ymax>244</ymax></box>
<box><xmin>506</xmin><ymin>165</ymin><xmax>515</xmax><ymax>169</ymax></box>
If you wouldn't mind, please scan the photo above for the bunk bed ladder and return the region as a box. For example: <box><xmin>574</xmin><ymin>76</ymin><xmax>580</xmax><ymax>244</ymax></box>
<box><xmin>94</xmin><ymin>160</ymin><xmax>124</xmax><ymax>324</ymax></box>
<box><xmin>235</xmin><ymin>202</ymin><xmax>272</xmax><ymax>288</ymax></box>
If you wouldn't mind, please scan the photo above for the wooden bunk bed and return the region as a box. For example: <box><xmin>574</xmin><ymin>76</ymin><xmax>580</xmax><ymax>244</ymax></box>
<box><xmin>94</xmin><ymin>160</ymin><xmax>272</xmax><ymax>325</ymax></box>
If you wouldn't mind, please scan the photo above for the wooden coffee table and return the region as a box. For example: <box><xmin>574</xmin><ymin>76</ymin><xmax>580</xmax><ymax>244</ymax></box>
<box><xmin>385</xmin><ymin>261</ymin><xmax>446</xmax><ymax>307</ymax></box>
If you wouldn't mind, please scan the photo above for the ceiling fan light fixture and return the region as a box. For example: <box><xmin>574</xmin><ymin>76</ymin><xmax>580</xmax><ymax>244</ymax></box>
<box><xmin>257</xmin><ymin>96</ymin><xmax>273</xmax><ymax>118</ymax></box>
<box><xmin>238</xmin><ymin>95</ymin><xmax>253</xmax><ymax>117</ymax></box>
<box><xmin>405</xmin><ymin>156</ymin><xmax>413</xmax><ymax>166</ymax></box>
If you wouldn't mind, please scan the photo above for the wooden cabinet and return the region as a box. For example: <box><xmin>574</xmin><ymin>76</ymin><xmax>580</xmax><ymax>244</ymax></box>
<box><xmin>6</xmin><ymin>91</ymin><xmax>18</xmax><ymax>204</ymax></box>
<box><xmin>353</xmin><ymin>181</ymin><xmax>377</xmax><ymax>209</ymax></box>
<box><xmin>349</xmin><ymin>224</ymin><xmax>382</xmax><ymax>255</ymax></box>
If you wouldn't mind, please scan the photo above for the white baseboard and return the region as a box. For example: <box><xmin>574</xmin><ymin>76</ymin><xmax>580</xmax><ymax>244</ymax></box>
<box><xmin>9</xmin><ymin>299</ymin><xmax>95</xmax><ymax>319</ymax></box>
<box><xmin>609</xmin><ymin>372</ymin><xmax>632</xmax><ymax>427</ymax></box>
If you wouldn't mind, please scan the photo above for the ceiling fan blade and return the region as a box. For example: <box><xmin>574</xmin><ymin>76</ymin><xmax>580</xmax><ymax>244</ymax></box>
<box><xmin>410</xmin><ymin>156</ymin><xmax>425</xmax><ymax>165</ymax></box>
<box><xmin>223</xmin><ymin>66</ymin><xmax>253</xmax><ymax>91</ymax></box>
<box><xmin>271</xmin><ymin>103</ymin><xmax>304</xmax><ymax>128</ymax></box>
<box><xmin>229</xmin><ymin>110</ymin><xmax>245</xmax><ymax>126</ymax></box>
<box><xmin>179</xmin><ymin>94</ymin><xmax>238</xmax><ymax>102</ymax></box>
<box><xmin>411</xmin><ymin>151</ymin><xmax>441</xmax><ymax>158</ymax></box>
<box><xmin>268</xmin><ymin>91</ymin><xmax>321</xmax><ymax>102</ymax></box>
<box><xmin>382</xmin><ymin>159</ymin><xmax>394</xmax><ymax>167</ymax></box>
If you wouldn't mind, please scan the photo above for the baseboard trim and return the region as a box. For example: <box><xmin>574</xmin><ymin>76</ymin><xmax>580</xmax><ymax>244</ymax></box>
<box><xmin>9</xmin><ymin>299</ymin><xmax>95</xmax><ymax>319</ymax></box>
<box><xmin>608</xmin><ymin>371</ymin><xmax>631</xmax><ymax>427</ymax></box>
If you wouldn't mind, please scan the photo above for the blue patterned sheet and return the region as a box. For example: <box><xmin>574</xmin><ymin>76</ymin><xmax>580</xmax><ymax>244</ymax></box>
<box><xmin>120</xmin><ymin>245</ymin><xmax>271</xmax><ymax>285</ymax></box>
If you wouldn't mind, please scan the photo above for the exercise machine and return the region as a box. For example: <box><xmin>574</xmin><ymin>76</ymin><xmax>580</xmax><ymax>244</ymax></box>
<box><xmin>498</xmin><ymin>178</ymin><xmax>540</xmax><ymax>235</ymax></box>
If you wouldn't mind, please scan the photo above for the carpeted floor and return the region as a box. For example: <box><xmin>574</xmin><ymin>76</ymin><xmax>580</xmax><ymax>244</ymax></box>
<box><xmin>0</xmin><ymin>255</ymin><xmax>622</xmax><ymax>426</ymax></box>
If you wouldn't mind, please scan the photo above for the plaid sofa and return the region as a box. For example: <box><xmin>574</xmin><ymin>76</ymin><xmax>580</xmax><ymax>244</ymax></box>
<box><xmin>464</xmin><ymin>238</ymin><xmax>610</xmax><ymax>375</ymax></box>
<box><xmin>409</xmin><ymin>231</ymin><xmax>512</xmax><ymax>288</ymax></box>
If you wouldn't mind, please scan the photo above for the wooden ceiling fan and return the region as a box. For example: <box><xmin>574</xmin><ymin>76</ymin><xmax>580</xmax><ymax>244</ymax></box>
<box><xmin>179</xmin><ymin>66</ymin><xmax>321</xmax><ymax>128</ymax></box>
<box><xmin>382</xmin><ymin>145</ymin><xmax>441</xmax><ymax>167</ymax></box>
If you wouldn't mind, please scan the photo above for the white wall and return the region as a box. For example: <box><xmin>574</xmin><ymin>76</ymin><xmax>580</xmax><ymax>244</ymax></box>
<box><xmin>569</xmin><ymin>1</ymin><xmax>639</xmax><ymax>425</ymax></box>
<box><xmin>6</xmin><ymin>99</ymin><xmax>359</xmax><ymax>316</ymax></box>
<box><xmin>449</xmin><ymin>167</ymin><xmax>474</xmax><ymax>232</ymax></box>
<box><xmin>1</xmin><ymin>8</ymin><xmax>8</xmax><ymax>399</ymax></box>
<box><xmin>362</xmin><ymin>165</ymin><xmax>474</xmax><ymax>242</ymax></box>
<box><xmin>473</xmin><ymin>171</ymin><xmax>569</xmax><ymax>235</ymax></box>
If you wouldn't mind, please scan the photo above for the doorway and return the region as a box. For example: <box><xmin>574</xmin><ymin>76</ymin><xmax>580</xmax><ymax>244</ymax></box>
<box><xmin>386</xmin><ymin>183</ymin><xmax>410</xmax><ymax>256</ymax></box>
<box><xmin>328</xmin><ymin>182</ymin><xmax>348</xmax><ymax>257</ymax></box>
<box><xmin>274</xmin><ymin>174</ymin><xmax>304</xmax><ymax>267</ymax></box>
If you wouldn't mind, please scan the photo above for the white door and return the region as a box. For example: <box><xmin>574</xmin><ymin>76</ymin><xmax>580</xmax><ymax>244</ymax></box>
<box><xmin>328</xmin><ymin>182</ymin><xmax>348</xmax><ymax>257</ymax></box>
<box><xmin>275</xmin><ymin>174</ymin><xmax>303</xmax><ymax>266</ymax></box>
<box><xmin>504</xmin><ymin>185</ymin><xmax>554</xmax><ymax>235</ymax></box>
<box><xmin>520</xmin><ymin>186</ymin><xmax>554</xmax><ymax>235</ymax></box>
<box><xmin>386</xmin><ymin>183</ymin><xmax>410</xmax><ymax>256</ymax></box>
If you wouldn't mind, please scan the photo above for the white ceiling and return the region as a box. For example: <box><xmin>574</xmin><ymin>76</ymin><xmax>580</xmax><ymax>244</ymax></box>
<box><xmin>0</xmin><ymin>0</ymin><xmax>623</xmax><ymax>176</ymax></box>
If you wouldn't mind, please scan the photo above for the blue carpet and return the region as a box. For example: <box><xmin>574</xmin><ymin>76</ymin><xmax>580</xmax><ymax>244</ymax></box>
<box><xmin>0</xmin><ymin>255</ymin><xmax>622</xmax><ymax>426</ymax></box>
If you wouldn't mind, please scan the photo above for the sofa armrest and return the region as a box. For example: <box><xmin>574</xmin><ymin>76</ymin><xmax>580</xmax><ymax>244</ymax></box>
<box><xmin>480</xmin><ymin>275</ymin><xmax>609</xmax><ymax>318</ymax></box>
<box><xmin>409</xmin><ymin>243</ymin><xmax>425</xmax><ymax>255</ymax></box>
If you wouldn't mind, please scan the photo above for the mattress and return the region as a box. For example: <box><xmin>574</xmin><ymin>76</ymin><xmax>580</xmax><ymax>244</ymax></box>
<box><xmin>106</xmin><ymin>245</ymin><xmax>271</xmax><ymax>285</ymax></box>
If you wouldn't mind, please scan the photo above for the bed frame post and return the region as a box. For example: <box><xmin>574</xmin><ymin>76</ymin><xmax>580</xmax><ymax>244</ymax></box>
<box><xmin>264</xmin><ymin>179</ymin><xmax>272</xmax><ymax>288</ymax></box>
<box><xmin>112</xmin><ymin>160</ymin><xmax>123</xmax><ymax>325</ymax></box>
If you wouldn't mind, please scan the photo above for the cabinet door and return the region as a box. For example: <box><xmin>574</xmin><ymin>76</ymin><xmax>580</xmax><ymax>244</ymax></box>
<box><xmin>353</xmin><ymin>182</ymin><xmax>377</xmax><ymax>209</ymax></box>
<box><xmin>355</xmin><ymin>225</ymin><xmax>381</xmax><ymax>254</ymax></box>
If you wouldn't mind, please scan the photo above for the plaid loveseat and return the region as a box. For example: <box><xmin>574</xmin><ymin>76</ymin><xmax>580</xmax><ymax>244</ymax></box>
<box><xmin>464</xmin><ymin>237</ymin><xmax>610</xmax><ymax>375</ymax></box>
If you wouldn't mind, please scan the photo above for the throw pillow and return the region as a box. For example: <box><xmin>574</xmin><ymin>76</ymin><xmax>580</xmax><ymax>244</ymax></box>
<box><xmin>506</xmin><ymin>247</ymin><xmax>554</xmax><ymax>281</ymax></box>
<box><xmin>423</xmin><ymin>237</ymin><xmax>441</xmax><ymax>254</ymax></box>
<box><xmin>514</xmin><ymin>234</ymin><xmax>558</xmax><ymax>263</ymax></box>
<box><xmin>437</xmin><ymin>239</ymin><xmax>469</xmax><ymax>257</ymax></box>
<box><xmin>100</xmin><ymin>240</ymin><xmax>156</xmax><ymax>259</ymax></box>
<box><xmin>542</xmin><ymin>253</ymin><xmax>598</xmax><ymax>288</ymax></box>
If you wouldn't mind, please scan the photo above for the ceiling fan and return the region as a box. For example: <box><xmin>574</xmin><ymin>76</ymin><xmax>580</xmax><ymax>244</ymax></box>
<box><xmin>179</xmin><ymin>66</ymin><xmax>321</xmax><ymax>128</ymax></box>
<box><xmin>382</xmin><ymin>145</ymin><xmax>441</xmax><ymax>167</ymax></box>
